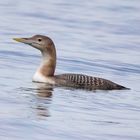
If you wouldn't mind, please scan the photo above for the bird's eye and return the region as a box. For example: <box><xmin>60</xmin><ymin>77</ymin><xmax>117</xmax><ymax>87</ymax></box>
<box><xmin>38</xmin><ymin>38</ymin><xmax>42</xmax><ymax>42</ymax></box>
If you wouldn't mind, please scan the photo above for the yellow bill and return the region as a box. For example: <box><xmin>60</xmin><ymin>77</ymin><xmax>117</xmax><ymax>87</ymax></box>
<box><xmin>13</xmin><ymin>38</ymin><xmax>24</xmax><ymax>42</ymax></box>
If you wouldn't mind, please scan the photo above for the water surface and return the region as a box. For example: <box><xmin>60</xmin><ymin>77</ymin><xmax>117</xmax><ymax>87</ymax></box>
<box><xmin>0</xmin><ymin>0</ymin><xmax>140</xmax><ymax>140</ymax></box>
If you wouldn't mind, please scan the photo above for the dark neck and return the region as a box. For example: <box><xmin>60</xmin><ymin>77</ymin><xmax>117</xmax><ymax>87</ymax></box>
<box><xmin>37</xmin><ymin>44</ymin><xmax>56</xmax><ymax>77</ymax></box>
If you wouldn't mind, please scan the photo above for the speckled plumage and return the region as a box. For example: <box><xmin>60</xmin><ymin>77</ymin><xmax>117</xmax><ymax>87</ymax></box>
<box><xmin>55</xmin><ymin>74</ymin><xmax>127</xmax><ymax>90</ymax></box>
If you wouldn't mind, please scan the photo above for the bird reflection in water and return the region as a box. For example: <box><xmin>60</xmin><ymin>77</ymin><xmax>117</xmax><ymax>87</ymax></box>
<box><xmin>34</xmin><ymin>83</ymin><xmax>53</xmax><ymax>119</ymax></box>
<box><xmin>35</xmin><ymin>83</ymin><xmax>53</xmax><ymax>98</ymax></box>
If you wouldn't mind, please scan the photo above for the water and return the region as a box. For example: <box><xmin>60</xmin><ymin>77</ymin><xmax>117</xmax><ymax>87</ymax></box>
<box><xmin>0</xmin><ymin>0</ymin><xmax>140</xmax><ymax>139</ymax></box>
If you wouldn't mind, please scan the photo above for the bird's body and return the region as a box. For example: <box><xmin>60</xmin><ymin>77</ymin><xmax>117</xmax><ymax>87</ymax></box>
<box><xmin>13</xmin><ymin>35</ymin><xmax>129</xmax><ymax>90</ymax></box>
<box><xmin>54</xmin><ymin>74</ymin><xmax>127</xmax><ymax>90</ymax></box>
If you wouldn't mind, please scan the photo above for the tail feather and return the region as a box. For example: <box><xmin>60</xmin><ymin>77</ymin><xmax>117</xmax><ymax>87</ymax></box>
<box><xmin>115</xmin><ymin>84</ymin><xmax>130</xmax><ymax>90</ymax></box>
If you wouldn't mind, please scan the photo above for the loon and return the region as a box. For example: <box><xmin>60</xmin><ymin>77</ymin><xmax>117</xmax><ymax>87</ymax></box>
<box><xmin>13</xmin><ymin>35</ymin><xmax>129</xmax><ymax>90</ymax></box>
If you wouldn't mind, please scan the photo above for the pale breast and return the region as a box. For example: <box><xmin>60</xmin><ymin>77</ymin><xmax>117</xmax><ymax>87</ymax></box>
<box><xmin>33</xmin><ymin>71</ymin><xmax>55</xmax><ymax>84</ymax></box>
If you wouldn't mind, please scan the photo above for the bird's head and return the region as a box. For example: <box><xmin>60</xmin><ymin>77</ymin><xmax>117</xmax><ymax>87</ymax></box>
<box><xmin>13</xmin><ymin>35</ymin><xmax>54</xmax><ymax>52</ymax></box>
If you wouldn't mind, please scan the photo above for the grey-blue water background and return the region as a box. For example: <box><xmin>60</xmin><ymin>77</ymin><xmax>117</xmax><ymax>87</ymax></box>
<box><xmin>0</xmin><ymin>0</ymin><xmax>140</xmax><ymax>140</ymax></box>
